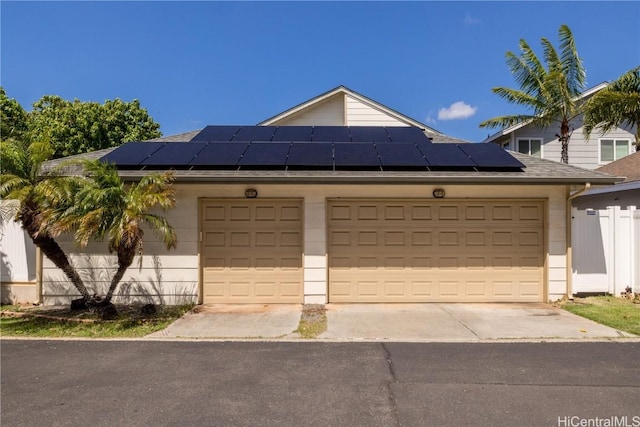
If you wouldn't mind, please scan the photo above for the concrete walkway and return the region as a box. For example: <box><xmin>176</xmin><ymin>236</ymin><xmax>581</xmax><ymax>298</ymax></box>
<box><xmin>145</xmin><ymin>303</ymin><xmax>635</xmax><ymax>341</ymax></box>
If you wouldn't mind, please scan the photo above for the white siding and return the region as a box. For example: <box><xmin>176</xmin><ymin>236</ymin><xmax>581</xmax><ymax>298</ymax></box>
<box><xmin>42</xmin><ymin>183</ymin><xmax>569</xmax><ymax>304</ymax></box>
<box><xmin>345</xmin><ymin>95</ymin><xmax>409</xmax><ymax>126</ymax></box>
<box><xmin>508</xmin><ymin>118</ymin><xmax>636</xmax><ymax>170</ymax></box>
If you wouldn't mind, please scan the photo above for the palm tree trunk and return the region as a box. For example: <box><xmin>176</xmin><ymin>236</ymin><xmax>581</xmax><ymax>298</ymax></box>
<box><xmin>18</xmin><ymin>201</ymin><xmax>91</xmax><ymax>301</ymax></box>
<box><xmin>104</xmin><ymin>245</ymin><xmax>137</xmax><ymax>303</ymax></box>
<box><xmin>559</xmin><ymin>120</ymin><xmax>571</xmax><ymax>164</ymax></box>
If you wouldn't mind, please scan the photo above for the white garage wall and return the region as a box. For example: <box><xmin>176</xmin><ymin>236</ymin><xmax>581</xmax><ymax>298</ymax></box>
<box><xmin>42</xmin><ymin>183</ymin><xmax>568</xmax><ymax>305</ymax></box>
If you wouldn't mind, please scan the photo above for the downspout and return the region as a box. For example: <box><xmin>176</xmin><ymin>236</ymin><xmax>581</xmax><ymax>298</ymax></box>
<box><xmin>566</xmin><ymin>183</ymin><xmax>591</xmax><ymax>300</ymax></box>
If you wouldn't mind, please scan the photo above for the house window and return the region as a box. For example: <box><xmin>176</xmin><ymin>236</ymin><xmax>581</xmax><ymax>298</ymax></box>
<box><xmin>517</xmin><ymin>138</ymin><xmax>542</xmax><ymax>158</ymax></box>
<box><xmin>600</xmin><ymin>139</ymin><xmax>630</xmax><ymax>163</ymax></box>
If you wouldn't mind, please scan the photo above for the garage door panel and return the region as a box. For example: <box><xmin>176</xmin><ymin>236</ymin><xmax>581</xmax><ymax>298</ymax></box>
<box><xmin>201</xmin><ymin>199</ymin><xmax>303</xmax><ymax>304</ymax></box>
<box><xmin>329</xmin><ymin>199</ymin><xmax>544</xmax><ymax>303</ymax></box>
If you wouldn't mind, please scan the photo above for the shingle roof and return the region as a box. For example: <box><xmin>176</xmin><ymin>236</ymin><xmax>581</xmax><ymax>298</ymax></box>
<box><xmin>595</xmin><ymin>151</ymin><xmax>640</xmax><ymax>182</ymax></box>
<box><xmin>41</xmin><ymin>131</ymin><xmax>621</xmax><ymax>185</ymax></box>
<box><xmin>102</xmin><ymin>150</ymin><xmax>618</xmax><ymax>185</ymax></box>
<box><xmin>147</xmin><ymin>130</ymin><xmax>201</xmax><ymax>142</ymax></box>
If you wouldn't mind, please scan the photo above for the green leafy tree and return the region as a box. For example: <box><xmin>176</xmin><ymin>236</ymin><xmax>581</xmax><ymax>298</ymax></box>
<box><xmin>584</xmin><ymin>66</ymin><xmax>640</xmax><ymax>151</ymax></box>
<box><xmin>0</xmin><ymin>139</ymin><xmax>93</xmax><ymax>301</ymax></box>
<box><xmin>480</xmin><ymin>25</ymin><xmax>586</xmax><ymax>164</ymax></box>
<box><xmin>44</xmin><ymin>161</ymin><xmax>177</xmax><ymax>305</ymax></box>
<box><xmin>0</xmin><ymin>88</ymin><xmax>28</xmax><ymax>140</ymax></box>
<box><xmin>28</xmin><ymin>95</ymin><xmax>162</xmax><ymax>158</ymax></box>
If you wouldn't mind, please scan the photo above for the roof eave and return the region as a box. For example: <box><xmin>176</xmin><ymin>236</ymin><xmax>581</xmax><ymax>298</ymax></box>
<box><xmin>113</xmin><ymin>170</ymin><xmax>621</xmax><ymax>185</ymax></box>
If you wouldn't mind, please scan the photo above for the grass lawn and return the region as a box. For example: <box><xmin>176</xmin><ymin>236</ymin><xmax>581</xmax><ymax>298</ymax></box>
<box><xmin>296</xmin><ymin>304</ymin><xmax>327</xmax><ymax>339</ymax></box>
<box><xmin>560</xmin><ymin>296</ymin><xmax>640</xmax><ymax>336</ymax></box>
<box><xmin>0</xmin><ymin>304</ymin><xmax>193</xmax><ymax>338</ymax></box>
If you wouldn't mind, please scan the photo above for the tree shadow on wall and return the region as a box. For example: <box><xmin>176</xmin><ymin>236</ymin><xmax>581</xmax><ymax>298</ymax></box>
<box><xmin>43</xmin><ymin>254</ymin><xmax>196</xmax><ymax>306</ymax></box>
<box><xmin>113</xmin><ymin>256</ymin><xmax>196</xmax><ymax>305</ymax></box>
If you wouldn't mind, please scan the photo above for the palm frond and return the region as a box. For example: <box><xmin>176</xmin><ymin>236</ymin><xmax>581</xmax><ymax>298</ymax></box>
<box><xmin>142</xmin><ymin>213</ymin><xmax>177</xmax><ymax>250</ymax></box>
<box><xmin>480</xmin><ymin>114</ymin><xmax>542</xmax><ymax>129</ymax></box>
<box><xmin>558</xmin><ymin>24</ymin><xmax>586</xmax><ymax>96</ymax></box>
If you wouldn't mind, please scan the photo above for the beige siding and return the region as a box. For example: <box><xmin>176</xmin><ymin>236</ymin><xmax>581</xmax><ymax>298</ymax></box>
<box><xmin>345</xmin><ymin>95</ymin><xmax>409</xmax><ymax>126</ymax></box>
<box><xmin>272</xmin><ymin>94</ymin><xmax>345</xmax><ymax>126</ymax></box>
<box><xmin>42</xmin><ymin>183</ymin><xmax>569</xmax><ymax>304</ymax></box>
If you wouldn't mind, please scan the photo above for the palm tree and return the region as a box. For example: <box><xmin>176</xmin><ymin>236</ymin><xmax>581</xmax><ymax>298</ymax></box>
<box><xmin>45</xmin><ymin>160</ymin><xmax>177</xmax><ymax>304</ymax></box>
<box><xmin>584</xmin><ymin>66</ymin><xmax>640</xmax><ymax>151</ymax></box>
<box><xmin>0</xmin><ymin>139</ymin><xmax>92</xmax><ymax>301</ymax></box>
<box><xmin>480</xmin><ymin>24</ymin><xmax>586</xmax><ymax>164</ymax></box>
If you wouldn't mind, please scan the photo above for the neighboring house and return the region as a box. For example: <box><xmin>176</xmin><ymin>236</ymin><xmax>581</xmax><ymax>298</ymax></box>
<box><xmin>482</xmin><ymin>83</ymin><xmax>637</xmax><ymax>170</ymax></box>
<box><xmin>572</xmin><ymin>151</ymin><xmax>640</xmax><ymax>296</ymax></box>
<box><xmin>11</xmin><ymin>86</ymin><xmax>620</xmax><ymax>306</ymax></box>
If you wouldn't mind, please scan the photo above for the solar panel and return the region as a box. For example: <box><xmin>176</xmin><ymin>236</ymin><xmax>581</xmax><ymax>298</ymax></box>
<box><xmin>312</xmin><ymin>126</ymin><xmax>351</xmax><ymax>142</ymax></box>
<box><xmin>458</xmin><ymin>143</ymin><xmax>524</xmax><ymax>169</ymax></box>
<box><xmin>189</xmin><ymin>142</ymin><xmax>248</xmax><ymax>166</ymax></box>
<box><xmin>272</xmin><ymin>126</ymin><xmax>313</xmax><ymax>142</ymax></box>
<box><xmin>334</xmin><ymin>143</ymin><xmax>380</xmax><ymax>168</ymax></box>
<box><xmin>419</xmin><ymin>144</ymin><xmax>476</xmax><ymax>168</ymax></box>
<box><xmin>141</xmin><ymin>142</ymin><xmax>207</xmax><ymax>166</ymax></box>
<box><xmin>238</xmin><ymin>142</ymin><xmax>291</xmax><ymax>166</ymax></box>
<box><xmin>385</xmin><ymin>127</ymin><xmax>432</xmax><ymax>144</ymax></box>
<box><xmin>287</xmin><ymin>143</ymin><xmax>334</xmax><ymax>167</ymax></box>
<box><xmin>349</xmin><ymin>126</ymin><xmax>391</xmax><ymax>143</ymax></box>
<box><xmin>101</xmin><ymin>142</ymin><xmax>164</xmax><ymax>166</ymax></box>
<box><xmin>191</xmin><ymin>126</ymin><xmax>241</xmax><ymax>142</ymax></box>
<box><xmin>234</xmin><ymin>126</ymin><xmax>277</xmax><ymax>142</ymax></box>
<box><xmin>376</xmin><ymin>143</ymin><xmax>428</xmax><ymax>168</ymax></box>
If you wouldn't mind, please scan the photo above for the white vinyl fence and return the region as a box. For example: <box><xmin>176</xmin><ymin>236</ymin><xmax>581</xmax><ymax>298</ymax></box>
<box><xmin>0</xmin><ymin>201</ymin><xmax>37</xmax><ymax>303</ymax></box>
<box><xmin>572</xmin><ymin>204</ymin><xmax>639</xmax><ymax>295</ymax></box>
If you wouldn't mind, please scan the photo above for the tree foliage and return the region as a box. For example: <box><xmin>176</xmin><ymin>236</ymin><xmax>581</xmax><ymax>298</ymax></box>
<box><xmin>28</xmin><ymin>96</ymin><xmax>162</xmax><ymax>158</ymax></box>
<box><xmin>0</xmin><ymin>88</ymin><xmax>162</xmax><ymax>158</ymax></box>
<box><xmin>584</xmin><ymin>66</ymin><xmax>640</xmax><ymax>150</ymax></box>
<box><xmin>0</xmin><ymin>88</ymin><xmax>28</xmax><ymax>141</ymax></box>
<box><xmin>480</xmin><ymin>25</ymin><xmax>586</xmax><ymax>164</ymax></box>
<box><xmin>1</xmin><ymin>90</ymin><xmax>169</xmax><ymax>314</ymax></box>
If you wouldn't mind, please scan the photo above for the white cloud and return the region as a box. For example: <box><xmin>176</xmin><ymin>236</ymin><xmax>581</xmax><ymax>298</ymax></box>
<box><xmin>424</xmin><ymin>113</ymin><xmax>437</xmax><ymax>125</ymax></box>
<box><xmin>438</xmin><ymin>101</ymin><xmax>477</xmax><ymax>120</ymax></box>
<box><xmin>464</xmin><ymin>13</ymin><xmax>480</xmax><ymax>25</ymax></box>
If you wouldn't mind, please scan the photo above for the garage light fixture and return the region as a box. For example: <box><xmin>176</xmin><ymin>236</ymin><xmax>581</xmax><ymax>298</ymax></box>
<box><xmin>432</xmin><ymin>188</ymin><xmax>446</xmax><ymax>198</ymax></box>
<box><xmin>245</xmin><ymin>188</ymin><xmax>258</xmax><ymax>198</ymax></box>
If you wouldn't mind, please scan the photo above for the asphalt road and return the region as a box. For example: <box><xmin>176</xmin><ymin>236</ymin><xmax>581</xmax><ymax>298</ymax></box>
<box><xmin>1</xmin><ymin>340</ymin><xmax>639</xmax><ymax>427</ymax></box>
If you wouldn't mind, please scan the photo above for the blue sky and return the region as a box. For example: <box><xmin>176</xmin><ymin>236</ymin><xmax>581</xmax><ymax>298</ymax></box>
<box><xmin>2</xmin><ymin>1</ymin><xmax>639</xmax><ymax>142</ymax></box>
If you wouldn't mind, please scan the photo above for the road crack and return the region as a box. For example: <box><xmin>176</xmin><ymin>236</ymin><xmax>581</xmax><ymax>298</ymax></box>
<box><xmin>381</xmin><ymin>343</ymin><xmax>400</xmax><ymax>427</ymax></box>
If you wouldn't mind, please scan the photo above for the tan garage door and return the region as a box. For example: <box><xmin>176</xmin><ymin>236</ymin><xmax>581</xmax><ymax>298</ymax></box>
<box><xmin>200</xmin><ymin>199</ymin><xmax>303</xmax><ymax>303</ymax></box>
<box><xmin>328</xmin><ymin>199</ymin><xmax>544</xmax><ymax>302</ymax></box>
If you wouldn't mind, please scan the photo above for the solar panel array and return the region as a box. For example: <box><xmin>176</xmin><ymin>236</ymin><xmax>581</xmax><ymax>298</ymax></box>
<box><xmin>100</xmin><ymin>125</ymin><xmax>525</xmax><ymax>171</ymax></box>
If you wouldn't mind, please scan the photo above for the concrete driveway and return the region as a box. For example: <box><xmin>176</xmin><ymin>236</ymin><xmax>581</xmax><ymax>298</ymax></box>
<box><xmin>146</xmin><ymin>302</ymin><xmax>635</xmax><ymax>341</ymax></box>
